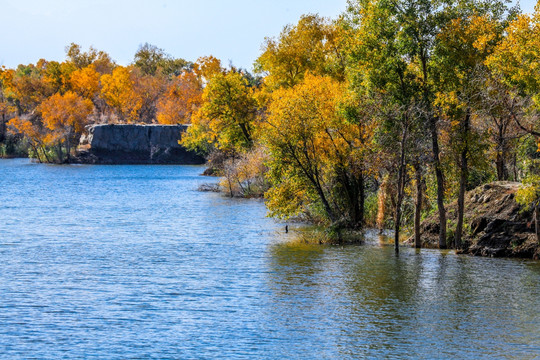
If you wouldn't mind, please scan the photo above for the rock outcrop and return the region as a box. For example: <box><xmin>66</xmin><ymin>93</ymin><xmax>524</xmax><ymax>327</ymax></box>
<box><xmin>76</xmin><ymin>124</ymin><xmax>205</xmax><ymax>165</ymax></box>
<box><xmin>408</xmin><ymin>182</ymin><xmax>539</xmax><ymax>258</ymax></box>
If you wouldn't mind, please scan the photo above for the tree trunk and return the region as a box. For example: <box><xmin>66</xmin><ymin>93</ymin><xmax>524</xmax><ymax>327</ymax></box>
<box><xmin>394</xmin><ymin>200</ymin><xmax>402</xmax><ymax>255</ymax></box>
<box><xmin>56</xmin><ymin>142</ymin><xmax>63</xmax><ymax>163</ymax></box>
<box><xmin>512</xmin><ymin>153</ymin><xmax>518</xmax><ymax>181</ymax></box>
<box><xmin>339</xmin><ymin>168</ymin><xmax>360</xmax><ymax>228</ymax></box>
<box><xmin>534</xmin><ymin>201</ymin><xmax>540</xmax><ymax>243</ymax></box>
<box><xmin>0</xmin><ymin>113</ymin><xmax>5</xmax><ymax>143</ymax></box>
<box><xmin>414</xmin><ymin>162</ymin><xmax>423</xmax><ymax>249</ymax></box>
<box><xmin>495</xmin><ymin>124</ymin><xmax>507</xmax><ymax>181</ymax></box>
<box><xmin>377</xmin><ymin>176</ymin><xmax>387</xmax><ymax>233</ymax></box>
<box><xmin>66</xmin><ymin>135</ymin><xmax>71</xmax><ymax>163</ymax></box>
<box><xmin>359</xmin><ymin>171</ymin><xmax>365</xmax><ymax>228</ymax></box>
<box><xmin>430</xmin><ymin>116</ymin><xmax>447</xmax><ymax>249</ymax></box>
<box><xmin>344</xmin><ymin>169</ymin><xmax>365</xmax><ymax>229</ymax></box>
<box><xmin>238</xmin><ymin>123</ymin><xmax>252</xmax><ymax>146</ymax></box>
<box><xmin>317</xmin><ymin>186</ymin><xmax>337</xmax><ymax>224</ymax></box>
<box><xmin>394</xmin><ymin>128</ymin><xmax>408</xmax><ymax>254</ymax></box>
<box><xmin>40</xmin><ymin>144</ymin><xmax>52</xmax><ymax>163</ymax></box>
<box><xmin>495</xmin><ymin>151</ymin><xmax>504</xmax><ymax>181</ymax></box>
<box><xmin>31</xmin><ymin>143</ymin><xmax>42</xmax><ymax>163</ymax></box>
<box><xmin>455</xmin><ymin>110</ymin><xmax>470</xmax><ymax>250</ymax></box>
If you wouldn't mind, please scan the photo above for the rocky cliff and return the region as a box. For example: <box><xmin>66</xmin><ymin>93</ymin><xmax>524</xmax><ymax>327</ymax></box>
<box><xmin>77</xmin><ymin>124</ymin><xmax>205</xmax><ymax>165</ymax></box>
<box><xmin>408</xmin><ymin>182</ymin><xmax>539</xmax><ymax>258</ymax></box>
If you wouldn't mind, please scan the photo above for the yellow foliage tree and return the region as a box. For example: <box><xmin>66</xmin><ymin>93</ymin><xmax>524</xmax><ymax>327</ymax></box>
<box><xmin>255</xmin><ymin>14</ymin><xmax>345</xmax><ymax>89</ymax></box>
<box><xmin>70</xmin><ymin>65</ymin><xmax>101</xmax><ymax>100</ymax></box>
<box><xmin>182</xmin><ymin>71</ymin><xmax>258</xmax><ymax>154</ymax></box>
<box><xmin>263</xmin><ymin>74</ymin><xmax>373</xmax><ymax>228</ymax></box>
<box><xmin>487</xmin><ymin>8</ymin><xmax>540</xmax><ymax>107</ymax></box>
<box><xmin>487</xmin><ymin>4</ymin><xmax>540</xmax><ymax>241</ymax></box>
<box><xmin>101</xmin><ymin>66</ymin><xmax>165</xmax><ymax>123</ymax></box>
<box><xmin>100</xmin><ymin>66</ymin><xmax>142</xmax><ymax>122</ymax></box>
<box><xmin>193</xmin><ymin>56</ymin><xmax>224</xmax><ymax>83</ymax></box>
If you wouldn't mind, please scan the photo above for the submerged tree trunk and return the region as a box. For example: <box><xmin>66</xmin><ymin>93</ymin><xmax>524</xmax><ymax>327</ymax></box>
<box><xmin>455</xmin><ymin>110</ymin><xmax>470</xmax><ymax>250</ymax></box>
<box><xmin>430</xmin><ymin>116</ymin><xmax>447</xmax><ymax>249</ymax></box>
<box><xmin>338</xmin><ymin>167</ymin><xmax>363</xmax><ymax>229</ymax></box>
<box><xmin>377</xmin><ymin>175</ymin><xmax>388</xmax><ymax>233</ymax></box>
<box><xmin>414</xmin><ymin>162</ymin><xmax>423</xmax><ymax>248</ymax></box>
<box><xmin>348</xmin><ymin>170</ymin><xmax>365</xmax><ymax>228</ymax></box>
<box><xmin>394</xmin><ymin>127</ymin><xmax>408</xmax><ymax>254</ymax></box>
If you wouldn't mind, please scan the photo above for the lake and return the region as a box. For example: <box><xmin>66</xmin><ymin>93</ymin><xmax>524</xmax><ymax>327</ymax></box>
<box><xmin>0</xmin><ymin>158</ymin><xmax>539</xmax><ymax>359</ymax></box>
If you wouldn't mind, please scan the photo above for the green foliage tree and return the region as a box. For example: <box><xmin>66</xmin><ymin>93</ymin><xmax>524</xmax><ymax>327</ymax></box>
<box><xmin>133</xmin><ymin>42</ymin><xmax>189</xmax><ymax>77</ymax></box>
<box><xmin>434</xmin><ymin>14</ymin><xmax>504</xmax><ymax>248</ymax></box>
<box><xmin>487</xmin><ymin>4</ymin><xmax>540</xmax><ymax>242</ymax></box>
<box><xmin>255</xmin><ymin>14</ymin><xmax>345</xmax><ymax>89</ymax></box>
<box><xmin>182</xmin><ymin>71</ymin><xmax>258</xmax><ymax>154</ymax></box>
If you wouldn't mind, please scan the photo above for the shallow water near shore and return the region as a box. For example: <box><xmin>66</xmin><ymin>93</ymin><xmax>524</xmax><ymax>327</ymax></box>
<box><xmin>1</xmin><ymin>158</ymin><xmax>539</xmax><ymax>359</ymax></box>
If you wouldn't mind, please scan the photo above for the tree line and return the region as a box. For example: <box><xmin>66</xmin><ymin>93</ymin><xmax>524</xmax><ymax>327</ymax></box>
<box><xmin>1</xmin><ymin>0</ymin><xmax>539</xmax><ymax>250</ymax></box>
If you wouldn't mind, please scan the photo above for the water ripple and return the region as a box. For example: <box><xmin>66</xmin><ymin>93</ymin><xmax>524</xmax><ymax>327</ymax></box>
<box><xmin>0</xmin><ymin>159</ymin><xmax>539</xmax><ymax>359</ymax></box>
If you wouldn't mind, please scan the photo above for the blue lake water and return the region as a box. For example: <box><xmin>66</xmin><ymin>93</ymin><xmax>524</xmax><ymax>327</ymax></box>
<box><xmin>0</xmin><ymin>158</ymin><xmax>539</xmax><ymax>359</ymax></box>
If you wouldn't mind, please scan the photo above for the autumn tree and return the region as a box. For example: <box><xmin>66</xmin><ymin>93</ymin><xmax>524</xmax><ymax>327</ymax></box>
<box><xmin>7</xmin><ymin>116</ymin><xmax>50</xmax><ymax>162</ymax></box>
<box><xmin>70</xmin><ymin>65</ymin><xmax>101</xmax><ymax>100</ymax></box>
<box><xmin>39</xmin><ymin>91</ymin><xmax>94</xmax><ymax>162</ymax></box>
<box><xmin>262</xmin><ymin>74</ymin><xmax>374</xmax><ymax>231</ymax></box>
<box><xmin>346</xmin><ymin>0</ymin><xmax>426</xmax><ymax>251</ymax></box>
<box><xmin>182</xmin><ymin>71</ymin><xmax>258</xmax><ymax>154</ymax></box>
<box><xmin>133</xmin><ymin>70</ymin><xmax>167</xmax><ymax>123</ymax></box>
<box><xmin>263</xmin><ymin>75</ymin><xmax>342</xmax><ymax>223</ymax></box>
<box><xmin>4</xmin><ymin>62</ymin><xmax>53</xmax><ymax>115</ymax></box>
<box><xmin>101</xmin><ymin>66</ymin><xmax>165</xmax><ymax>123</ymax></box>
<box><xmin>434</xmin><ymin>14</ymin><xmax>503</xmax><ymax>248</ymax></box>
<box><xmin>476</xmin><ymin>75</ymin><xmax>524</xmax><ymax>181</ymax></box>
<box><xmin>219</xmin><ymin>146</ymin><xmax>270</xmax><ymax>198</ymax></box>
<box><xmin>255</xmin><ymin>14</ymin><xmax>345</xmax><ymax>89</ymax></box>
<box><xmin>0</xmin><ymin>67</ymin><xmax>10</xmax><ymax>143</ymax></box>
<box><xmin>101</xmin><ymin>66</ymin><xmax>138</xmax><ymax>122</ymax></box>
<box><xmin>346</xmin><ymin>0</ymin><xmax>511</xmax><ymax>250</ymax></box>
<box><xmin>66</xmin><ymin>43</ymin><xmax>115</xmax><ymax>74</ymax></box>
<box><xmin>487</xmin><ymin>4</ymin><xmax>540</xmax><ymax>241</ymax></box>
<box><xmin>193</xmin><ymin>56</ymin><xmax>224</xmax><ymax>83</ymax></box>
<box><xmin>43</xmin><ymin>60</ymin><xmax>75</xmax><ymax>95</ymax></box>
<box><xmin>156</xmin><ymin>71</ymin><xmax>202</xmax><ymax>124</ymax></box>
<box><xmin>134</xmin><ymin>43</ymin><xmax>189</xmax><ymax>77</ymax></box>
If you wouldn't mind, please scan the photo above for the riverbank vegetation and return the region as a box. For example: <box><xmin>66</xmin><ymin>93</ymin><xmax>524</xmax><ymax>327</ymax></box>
<box><xmin>1</xmin><ymin>0</ymin><xmax>538</xmax><ymax>251</ymax></box>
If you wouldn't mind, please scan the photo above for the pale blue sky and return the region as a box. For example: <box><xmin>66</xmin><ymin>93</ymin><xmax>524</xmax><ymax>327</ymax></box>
<box><xmin>1</xmin><ymin>0</ymin><xmax>347</xmax><ymax>70</ymax></box>
<box><xmin>1</xmin><ymin>0</ymin><xmax>537</xmax><ymax>71</ymax></box>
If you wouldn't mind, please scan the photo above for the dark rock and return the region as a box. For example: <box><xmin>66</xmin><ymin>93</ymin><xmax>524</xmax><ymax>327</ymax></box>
<box><xmin>76</xmin><ymin>124</ymin><xmax>205</xmax><ymax>165</ymax></box>
<box><xmin>202</xmin><ymin>167</ymin><xmax>219</xmax><ymax>176</ymax></box>
<box><xmin>198</xmin><ymin>183</ymin><xmax>220</xmax><ymax>192</ymax></box>
<box><xmin>484</xmin><ymin>218</ymin><xmax>506</xmax><ymax>233</ymax></box>
<box><xmin>73</xmin><ymin>150</ymin><xmax>99</xmax><ymax>164</ymax></box>
<box><xmin>471</xmin><ymin>217</ymin><xmax>488</xmax><ymax>235</ymax></box>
